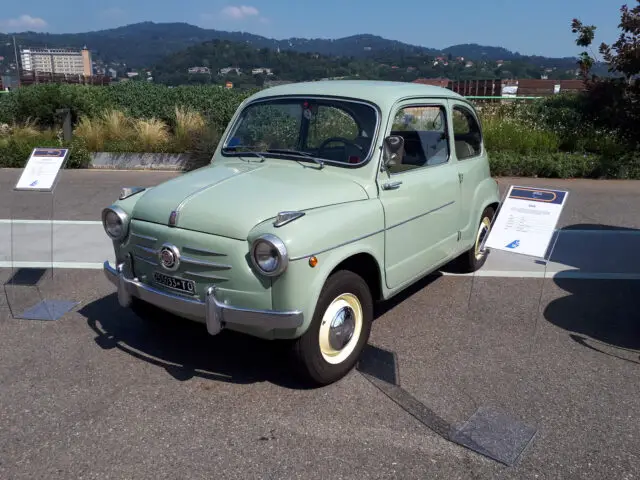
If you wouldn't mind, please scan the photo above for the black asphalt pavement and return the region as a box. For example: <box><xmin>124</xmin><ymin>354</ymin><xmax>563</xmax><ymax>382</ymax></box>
<box><xmin>1</xmin><ymin>168</ymin><xmax>639</xmax><ymax>479</ymax></box>
<box><xmin>1</xmin><ymin>269</ymin><xmax>638</xmax><ymax>479</ymax></box>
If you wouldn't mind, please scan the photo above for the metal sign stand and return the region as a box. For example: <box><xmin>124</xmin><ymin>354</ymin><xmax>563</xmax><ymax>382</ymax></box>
<box><xmin>450</xmin><ymin>184</ymin><xmax>570</xmax><ymax>466</ymax></box>
<box><xmin>3</xmin><ymin>147</ymin><xmax>79</xmax><ymax>321</ymax></box>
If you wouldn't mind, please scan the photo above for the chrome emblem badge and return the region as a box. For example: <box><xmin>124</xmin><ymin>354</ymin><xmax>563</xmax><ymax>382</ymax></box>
<box><xmin>159</xmin><ymin>244</ymin><xmax>180</xmax><ymax>271</ymax></box>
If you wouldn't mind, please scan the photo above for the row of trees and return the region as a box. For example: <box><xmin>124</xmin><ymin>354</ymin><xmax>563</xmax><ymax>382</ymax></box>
<box><xmin>151</xmin><ymin>39</ymin><xmax>582</xmax><ymax>87</ymax></box>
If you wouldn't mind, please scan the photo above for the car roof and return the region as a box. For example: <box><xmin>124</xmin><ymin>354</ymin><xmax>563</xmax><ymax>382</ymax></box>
<box><xmin>246</xmin><ymin>80</ymin><xmax>467</xmax><ymax>110</ymax></box>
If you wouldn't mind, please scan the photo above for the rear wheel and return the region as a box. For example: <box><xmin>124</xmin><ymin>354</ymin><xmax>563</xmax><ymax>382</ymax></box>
<box><xmin>455</xmin><ymin>206</ymin><xmax>494</xmax><ymax>273</ymax></box>
<box><xmin>292</xmin><ymin>270</ymin><xmax>373</xmax><ymax>386</ymax></box>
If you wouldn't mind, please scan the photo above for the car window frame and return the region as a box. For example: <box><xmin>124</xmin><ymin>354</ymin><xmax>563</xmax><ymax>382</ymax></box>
<box><xmin>384</xmin><ymin>101</ymin><xmax>452</xmax><ymax>177</ymax></box>
<box><xmin>450</xmin><ymin>102</ymin><xmax>484</xmax><ymax>161</ymax></box>
<box><xmin>219</xmin><ymin>94</ymin><xmax>382</xmax><ymax>169</ymax></box>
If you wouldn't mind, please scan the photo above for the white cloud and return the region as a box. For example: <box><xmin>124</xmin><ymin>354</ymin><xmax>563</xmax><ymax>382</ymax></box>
<box><xmin>221</xmin><ymin>5</ymin><xmax>260</xmax><ymax>20</ymax></box>
<box><xmin>0</xmin><ymin>14</ymin><xmax>47</xmax><ymax>30</ymax></box>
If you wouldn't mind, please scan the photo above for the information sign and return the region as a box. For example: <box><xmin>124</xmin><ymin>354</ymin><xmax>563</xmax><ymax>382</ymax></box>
<box><xmin>15</xmin><ymin>148</ymin><xmax>69</xmax><ymax>191</ymax></box>
<box><xmin>484</xmin><ymin>185</ymin><xmax>569</xmax><ymax>258</ymax></box>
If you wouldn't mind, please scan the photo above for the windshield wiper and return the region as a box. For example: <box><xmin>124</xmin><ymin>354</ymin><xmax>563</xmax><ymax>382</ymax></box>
<box><xmin>222</xmin><ymin>145</ymin><xmax>266</xmax><ymax>162</ymax></box>
<box><xmin>265</xmin><ymin>149</ymin><xmax>324</xmax><ymax>169</ymax></box>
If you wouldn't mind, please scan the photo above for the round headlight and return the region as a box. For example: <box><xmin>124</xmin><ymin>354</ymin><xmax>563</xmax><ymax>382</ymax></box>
<box><xmin>102</xmin><ymin>206</ymin><xmax>129</xmax><ymax>241</ymax></box>
<box><xmin>251</xmin><ymin>234</ymin><xmax>288</xmax><ymax>276</ymax></box>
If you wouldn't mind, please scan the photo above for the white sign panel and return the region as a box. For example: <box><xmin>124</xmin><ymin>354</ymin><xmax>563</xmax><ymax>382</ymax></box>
<box><xmin>484</xmin><ymin>185</ymin><xmax>569</xmax><ymax>259</ymax></box>
<box><xmin>15</xmin><ymin>148</ymin><xmax>69</xmax><ymax>191</ymax></box>
<box><xmin>502</xmin><ymin>85</ymin><xmax>518</xmax><ymax>98</ymax></box>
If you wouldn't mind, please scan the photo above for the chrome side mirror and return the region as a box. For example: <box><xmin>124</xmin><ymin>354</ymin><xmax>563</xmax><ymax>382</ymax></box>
<box><xmin>382</xmin><ymin>135</ymin><xmax>404</xmax><ymax>168</ymax></box>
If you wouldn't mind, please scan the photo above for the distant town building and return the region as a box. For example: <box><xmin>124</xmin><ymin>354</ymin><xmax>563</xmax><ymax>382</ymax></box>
<box><xmin>219</xmin><ymin>67</ymin><xmax>242</xmax><ymax>75</ymax></box>
<box><xmin>20</xmin><ymin>46</ymin><xmax>93</xmax><ymax>76</ymax></box>
<box><xmin>188</xmin><ymin>66</ymin><xmax>211</xmax><ymax>74</ymax></box>
<box><xmin>251</xmin><ymin>67</ymin><xmax>273</xmax><ymax>76</ymax></box>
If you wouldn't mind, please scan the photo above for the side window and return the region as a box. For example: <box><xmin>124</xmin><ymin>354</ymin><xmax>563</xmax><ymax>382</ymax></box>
<box><xmin>390</xmin><ymin>105</ymin><xmax>449</xmax><ymax>173</ymax></box>
<box><xmin>452</xmin><ymin>106</ymin><xmax>482</xmax><ymax>160</ymax></box>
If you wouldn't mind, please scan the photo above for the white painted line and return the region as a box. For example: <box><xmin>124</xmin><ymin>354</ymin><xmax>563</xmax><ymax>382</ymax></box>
<box><xmin>441</xmin><ymin>270</ymin><xmax>640</xmax><ymax>280</ymax></box>
<box><xmin>0</xmin><ymin>219</ymin><xmax>102</xmax><ymax>225</ymax></box>
<box><xmin>0</xmin><ymin>261</ymin><xmax>105</xmax><ymax>269</ymax></box>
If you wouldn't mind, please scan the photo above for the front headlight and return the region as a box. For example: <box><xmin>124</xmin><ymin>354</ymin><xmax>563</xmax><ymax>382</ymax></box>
<box><xmin>250</xmin><ymin>234</ymin><xmax>288</xmax><ymax>277</ymax></box>
<box><xmin>101</xmin><ymin>206</ymin><xmax>129</xmax><ymax>241</ymax></box>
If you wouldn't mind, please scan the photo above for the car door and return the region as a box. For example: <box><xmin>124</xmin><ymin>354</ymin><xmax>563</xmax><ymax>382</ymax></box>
<box><xmin>378</xmin><ymin>100</ymin><xmax>461</xmax><ymax>291</ymax></box>
<box><xmin>448</xmin><ymin>100</ymin><xmax>489</xmax><ymax>238</ymax></box>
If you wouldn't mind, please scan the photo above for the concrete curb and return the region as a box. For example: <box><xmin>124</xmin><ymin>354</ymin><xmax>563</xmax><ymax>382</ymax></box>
<box><xmin>89</xmin><ymin>152</ymin><xmax>195</xmax><ymax>171</ymax></box>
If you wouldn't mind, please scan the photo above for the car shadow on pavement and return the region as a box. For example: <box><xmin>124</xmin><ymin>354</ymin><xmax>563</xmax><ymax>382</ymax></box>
<box><xmin>543</xmin><ymin>223</ymin><xmax>640</xmax><ymax>364</ymax></box>
<box><xmin>79</xmin><ymin>294</ymin><xmax>315</xmax><ymax>390</ymax></box>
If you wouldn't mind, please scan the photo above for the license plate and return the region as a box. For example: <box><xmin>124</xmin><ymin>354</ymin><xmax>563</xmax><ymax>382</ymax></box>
<box><xmin>153</xmin><ymin>271</ymin><xmax>196</xmax><ymax>295</ymax></box>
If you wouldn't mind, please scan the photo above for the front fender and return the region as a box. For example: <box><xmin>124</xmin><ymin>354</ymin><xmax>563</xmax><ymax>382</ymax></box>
<box><xmin>248</xmin><ymin>198</ymin><xmax>386</xmax><ymax>338</ymax></box>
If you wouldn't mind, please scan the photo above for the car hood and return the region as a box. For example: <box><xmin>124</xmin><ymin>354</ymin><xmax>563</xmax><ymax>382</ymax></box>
<box><xmin>131</xmin><ymin>160</ymin><xmax>369</xmax><ymax>239</ymax></box>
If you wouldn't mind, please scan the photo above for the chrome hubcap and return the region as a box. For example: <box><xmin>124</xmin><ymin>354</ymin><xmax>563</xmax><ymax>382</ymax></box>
<box><xmin>328</xmin><ymin>306</ymin><xmax>356</xmax><ymax>351</ymax></box>
<box><xmin>318</xmin><ymin>293</ymin><xmax>363</xmax><ymax>365</ymax></box>
<box><xmin>475</xmin><ymin>217</ymin><xmax>491</xmax><ymax>260</ymax></box>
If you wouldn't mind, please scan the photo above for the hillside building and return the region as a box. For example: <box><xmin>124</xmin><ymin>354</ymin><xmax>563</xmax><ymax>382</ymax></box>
<box><xmin>20</xmin><ymin>46</ymin><xmax>93</xmax><ymax>76</ymax></box>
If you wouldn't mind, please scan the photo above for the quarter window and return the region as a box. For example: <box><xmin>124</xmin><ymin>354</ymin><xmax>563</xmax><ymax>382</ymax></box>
<box><xmin>452</xmin><ymin>106</ymin><xmax>482</xmax><ymax>159</ymax></box>
<box><xmin>389</xmin><ymin>105</ymin><xmax>449</xmax><ymax>173</ymax></box>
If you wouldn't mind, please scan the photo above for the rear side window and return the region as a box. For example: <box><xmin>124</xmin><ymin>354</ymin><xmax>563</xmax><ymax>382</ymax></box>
<box><xmin>452</xmin><ymin>106</ymin><xmax>482</xmax><ymax>160</ymax></box>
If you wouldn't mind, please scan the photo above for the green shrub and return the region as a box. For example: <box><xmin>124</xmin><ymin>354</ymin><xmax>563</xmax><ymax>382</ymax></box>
<box><xmin>0</xmin><ymin>82</ymin><xmax>252</xmax><ymax>129</ymax></box>
<box><xmin>488</xmin><ymin>151</ymin><xmax>640</xmax><ymax>180</ymax></box>
<box><xmin>0</xmin><ymin>131</ymin><xmax>91</xmax><ymax>169</ymax></box>
<box><xmin>482</xmin><ymin>115</ymin><xmax>560</xmax><ymax>154</ymax></box>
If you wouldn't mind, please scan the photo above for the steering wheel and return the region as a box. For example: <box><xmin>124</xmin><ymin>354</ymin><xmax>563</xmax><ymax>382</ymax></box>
<box><xmin>317</xmin><ymin>137</ymin><xmax>364</xmax><ymax>156</ymax></box>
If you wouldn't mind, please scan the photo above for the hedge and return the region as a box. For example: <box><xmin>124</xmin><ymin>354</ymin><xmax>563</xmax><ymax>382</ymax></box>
<box><xmin>0</xmin><ymin>81</ymin><xmax>254</xmax><ymax>130</ymax></box>
<box><xmin>1</xmin><ymin>82</ymin><xmax>639</xmax><ymax>179</ymax></box>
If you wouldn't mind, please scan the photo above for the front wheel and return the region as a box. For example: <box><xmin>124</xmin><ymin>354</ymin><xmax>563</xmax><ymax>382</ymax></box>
<box><xmin>292</xmin><ymin>270</ymin><xmax>373</xmax><ymax>386</ymax></box>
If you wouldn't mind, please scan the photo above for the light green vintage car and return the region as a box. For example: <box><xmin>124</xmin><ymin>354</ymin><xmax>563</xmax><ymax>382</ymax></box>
<box><xmin>102</xmin><ymin>80</ymin><xmax>500</xmax><ymax>385</ymax></box>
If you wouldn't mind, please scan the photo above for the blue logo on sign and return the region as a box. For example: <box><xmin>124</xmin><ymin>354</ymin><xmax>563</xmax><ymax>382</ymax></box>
<box><xmin>30</xmin><ymin>180</ymin><xmax>38</xmax><ymax>187</ymax></box>
<box><xmin>506</xmin><ymin>240</ymin><xmax>520</xmax><ymax>249</ymax></box>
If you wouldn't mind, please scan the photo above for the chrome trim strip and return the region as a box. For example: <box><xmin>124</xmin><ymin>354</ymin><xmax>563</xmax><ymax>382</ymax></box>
<box><xmin>182</xmin><ymin>245</ymin><xmax>227</xmax><ymax>256</ymax></box>
<box><xmin>181</xmin><ymin>255</ymin><xmax>232</xmax><ymax>270</ymax></box>
<box><xmin>386</xmin><ymin>200</ymin><xmax>455</xmax><ymax>230</ymax></box>
<box><xmin>131</xmin><ymin>233</ymin><xmax>157</xmax><ymax>243</ymax></box>
<box><xmin>103</xmin><ymin>261</ymin><xmax>303</xmax><ymax>332</ymax></box>
<box><xmin>289</xmin><ymin>228</ymin><xmax>384</xmax><ymax>261</ymax></box>
<box><xmin>290</xmin><ymin>201</ymin><xmax>455</xmax><ymax>261</ymax></box>
<box><xmin>184</xmin><ymin>271</ymin><xmax>229</xmax><ymax>281</ymax></box>
<box><xmin>134</xmin><ymin>245</ymin><xmax>158</xmax><ymax>256</ymax></box>
<box><xmin>133</xmin><ymin>254</ymin><xmax>158</xmax><ymax>266</ymax></box>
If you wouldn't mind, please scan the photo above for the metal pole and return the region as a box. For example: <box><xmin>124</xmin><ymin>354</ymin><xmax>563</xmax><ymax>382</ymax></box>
<box><xmin>12</xmin><ymin>35</ymin><xmax>21</xmax><ymax>87</ymax></box>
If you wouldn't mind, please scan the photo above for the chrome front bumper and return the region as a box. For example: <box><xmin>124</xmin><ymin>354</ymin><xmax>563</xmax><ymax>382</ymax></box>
<box><xmin>103</xmin><ymin>261</ymin><xmax>303</xmax><ymax>335</ymax></box>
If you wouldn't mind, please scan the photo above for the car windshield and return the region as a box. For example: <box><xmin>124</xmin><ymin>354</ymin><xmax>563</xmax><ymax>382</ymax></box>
<box><xmin>221</xmin><ymin>97</ymin><xmax>378</xmax><ymax>167</ymax></box>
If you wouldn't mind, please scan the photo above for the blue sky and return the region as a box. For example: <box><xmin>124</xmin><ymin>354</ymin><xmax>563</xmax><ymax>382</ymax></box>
<box><xmin>0</xmin><ymin>0</ymin><xmax>622</xmax><ymax>57</ymax></box>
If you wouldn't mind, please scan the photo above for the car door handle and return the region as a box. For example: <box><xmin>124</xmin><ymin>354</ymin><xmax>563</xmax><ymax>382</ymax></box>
<box><xmin>382</xmin><ymin>181</ymin><xmax>402</xmax><ymax>190</ymax></box>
